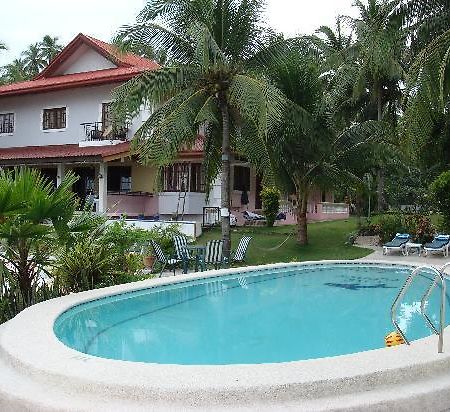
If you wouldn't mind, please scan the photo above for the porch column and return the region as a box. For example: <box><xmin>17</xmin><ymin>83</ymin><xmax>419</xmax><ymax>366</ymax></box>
<box><xmin>56</xmin><ymin>164</ymin><xmax>65</xmax><ymax>187</ymax></box>
<box><xmin>98</xmin><ymin>163</ymin><xmax>108</xmax><ymax>213</ymax></box>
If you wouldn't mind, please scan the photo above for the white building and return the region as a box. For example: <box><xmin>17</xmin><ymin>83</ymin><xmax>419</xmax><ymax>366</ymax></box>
<box><xmin>0</xmin><ymin>33</ymin><xmax>348</xmax><ymax>229</ymax></box>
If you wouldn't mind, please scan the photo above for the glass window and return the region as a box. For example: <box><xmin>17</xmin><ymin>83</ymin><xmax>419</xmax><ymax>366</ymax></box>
<box><xmin>0</xmin><ymin>113</ymin><xmax>14</xmax><ymax>134</ymax></box>
<box><xmin>107</xmin><ymin>166</ymin><xmax>132</xmax><ymax>193</ymax></box>
<box><xmin>43</xmin><ymin>107</ymin><xmax>66</xmax><ymax>130</ymax></box>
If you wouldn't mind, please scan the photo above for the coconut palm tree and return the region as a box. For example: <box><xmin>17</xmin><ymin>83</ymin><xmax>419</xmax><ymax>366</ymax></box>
<box><xmin>264</xmin><ymin>47</ymin><xmax>382</xmax><ymax>245</ymax></box>
<box><xmin>328</xmin><ymin>0</ymin><xmax>405</xmax><ymax>211</ymax></box>
<box><xmin>40</xmin><ymin>35</ymin><xmax>63</xmax><ymax>64</ymax></box>
<box><xmin>22</xmin><ymin>42</ymin><xmax>47</xmax><ymax>77</ymax></box>
<box><xmin>112</xmin><ymin>0</ymin><xmax>286</xmax><ymax>258</ymax></box>
<box><xmin>2</xmin><ymin>58</ymin><xmax>29</xmax><ymax>83</ymax></box>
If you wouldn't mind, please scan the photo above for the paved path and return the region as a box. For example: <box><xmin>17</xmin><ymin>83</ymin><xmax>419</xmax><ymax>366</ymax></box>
<box><xmin>358</xmin><ymin>245</ymin><xmax>450</xmax><ymax>267</ymax></box>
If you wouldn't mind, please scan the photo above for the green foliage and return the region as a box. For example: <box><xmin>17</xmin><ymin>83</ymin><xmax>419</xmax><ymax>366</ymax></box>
<box><xmin>429</xmin><ymin>171</ymin><xmax>450</xmax><ymax>231</ymax></box>
<box><xmin>260</xmin><ymin>186</ymin><xmax>280</xmax><ymax>227</ymax></box>
<box><xmin>366</xmin><ymin>212</ymin><xmax>435</xmax><ymax>243</ymax></box>
<box><xmin>145</xmin><ymin>224</ymin><xmax>185</xmax><ymax>255</ymax></box>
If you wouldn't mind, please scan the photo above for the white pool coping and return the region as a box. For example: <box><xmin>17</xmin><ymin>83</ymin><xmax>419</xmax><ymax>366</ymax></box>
<box><xmin>2</xmin><ymin>259</ymin><xmax>450</xmax><ymax>411</ymax></box>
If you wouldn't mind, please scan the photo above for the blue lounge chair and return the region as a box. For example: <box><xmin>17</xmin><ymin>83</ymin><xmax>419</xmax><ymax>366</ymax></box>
<box><xmin>424</xmin><ymin>235</ymin><xmax>450</xmax><ymax>257</ymax></box>
<box><xmin>382</xmin><ymin>233</ymin><xmax>410</xmax><ymax>255</ymax></box>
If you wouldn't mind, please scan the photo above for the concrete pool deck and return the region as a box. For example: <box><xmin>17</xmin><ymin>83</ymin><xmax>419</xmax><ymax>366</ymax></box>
<box><xmin>2</xmin><ymin>260</ymin><xmax>450</xmax><ymax>411</ymax></box>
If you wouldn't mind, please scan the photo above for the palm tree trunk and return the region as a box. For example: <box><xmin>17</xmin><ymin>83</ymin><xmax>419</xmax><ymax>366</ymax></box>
<box><xmin>376</xmin><ymin>83</ymin><xmax>385</xmax><ymax>212</ymax></box>
<box><xmin>219</xmin><ymin>92</ymin><xmax>231</xmax><ymax>260</ymax></box>
<box><xmin>296</xmin><ymin>184</ymin><xmax>308</xmax><ymax>245</ymax></box>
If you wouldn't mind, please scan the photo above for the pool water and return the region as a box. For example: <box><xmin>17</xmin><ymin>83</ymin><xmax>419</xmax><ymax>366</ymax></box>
<box><xmin>54</xmin><ymin>264</ymin><xmax>450</xmax><ymax>365</ymax></box>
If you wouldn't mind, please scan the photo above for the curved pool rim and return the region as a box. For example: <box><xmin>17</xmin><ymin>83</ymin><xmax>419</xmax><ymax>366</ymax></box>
<box><xmin>2</xmin><ymin>260</ymin><xmax>450</xmax><ymax>411</ymax></box>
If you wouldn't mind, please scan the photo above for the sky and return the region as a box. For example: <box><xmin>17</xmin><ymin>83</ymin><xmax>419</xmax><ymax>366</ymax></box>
<box><xmin>0</xmin><ymin>0</ymin><xmax>355</xmax><ymax>66</ymax></box>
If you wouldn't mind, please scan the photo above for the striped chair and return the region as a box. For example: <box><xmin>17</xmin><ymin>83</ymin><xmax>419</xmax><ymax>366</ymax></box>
<box><xmin>232</xmin><ymin>236</ymin><xmax>252</xmax><ymax>263</ymax></box>
<box><xmin>203</xmin><ymin>240</ymin><xmax>224</xmax><ymax>270</ymax></box>
<box><xmin>150</xmin><ymin>239</ymin><xmax>184</xmax><ymax>277</ymax></box>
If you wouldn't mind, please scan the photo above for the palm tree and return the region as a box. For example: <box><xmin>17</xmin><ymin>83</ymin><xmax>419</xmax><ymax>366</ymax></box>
<box><xmin>40</xmin><ymin>35</ymin><xmax>63</xmax><ymax>64</ymax></box>
<box><xmin>22</xmin><ymin>42</ymin><xmax>47</xmax><ymax>77</ymax></box>
<box><xmin>329</xmin><ymin>0</ymin><xmax>405</xmax><ymax>211</ymax></box>
<box><xmin>2</xmin><ymin>58</ymin><xmax>29</xmax><ymax>83</ymax></box>
<box><xmin>265</xmin><ymin>47</ymin><xmax>382</xmax><ymax>245</ymax></box>
<box><xmin>0</xmin><ymin>168</ymin><xmax>79</xmax><ymax>307</ymax></box>
<box><xmin>0</xmin><ymin>42</ymin><xmax>6</xmax><ymax>52</ymax></box>
<box><xmin>112</xmin><ymin>0</ymin><xmax>285</xmax><ymax>258</ymax></box>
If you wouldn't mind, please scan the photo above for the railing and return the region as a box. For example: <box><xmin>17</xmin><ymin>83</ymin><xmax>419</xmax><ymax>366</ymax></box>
<box><xmin>80</xmin><ymin>122</ymin><xmax>128</xmax><ymax>141</ymax></box>
<box><xmin>391</xmin><ymin>265</ymin><xmax>446</xmax><ymax>353</ymax></box>
<box><xmin>319</xmin><ymin>202</ymin><xmax>349</xmax><ymax>214</ymax></box>
<box><xmin>0</xmin><ymin>121</ymin><xmax>14</xmax><ymax>134</ymax></box>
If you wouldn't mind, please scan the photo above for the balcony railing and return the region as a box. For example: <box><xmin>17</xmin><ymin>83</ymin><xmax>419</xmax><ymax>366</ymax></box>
<box><xmin>80</xmin><ymin>122</ymin><xmax>128</xmax><ymax>141</ymax></box>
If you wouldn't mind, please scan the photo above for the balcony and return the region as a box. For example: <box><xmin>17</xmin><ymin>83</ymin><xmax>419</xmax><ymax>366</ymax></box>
<box><xmin>79</xmin><ymin>122</ymin><xmax>128</xmax><ymax>147</ymax></box>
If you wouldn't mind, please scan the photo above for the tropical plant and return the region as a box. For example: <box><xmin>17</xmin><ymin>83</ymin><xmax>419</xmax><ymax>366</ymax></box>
<box><xmin>2</xmin><ymin>58</ymin><xmax>29</xmax><ymax>83</ymax></box>
<box><xmin>328</xmin><ymin>0</ymin><xmax>406</xmax><ymax>211</ymax></box>
<box><xmin>40</xmin><ymin>35</ymin><xmax>63</xmax><ymax>64</ymax></box>
<box><xmin>264</xmin><ymin>46</ymin><xmax>382</xmax><ymax>244</ymax></box>
<box><xmin>429</xmin><ymin>171</ymin><xmax>450</xmax><ymax>231</ymax></box>
<box><xmin>112</xmin><ymin>0</ymin><xmax>286</xmax><ymax>258</ymax></box>
<box><xmin>260</xmin><ymin>186</ymin><xmax>280</xmax><ymax>227</ymax></box>
<box><xmin>0</xmin><ymin>168</ymin><xmax>81</xmax><ymax>309</ymax></box>
<box><xmin>22</xmin><ymin>42</ymin><xmax>47</xmax><ymax>77</ymax></box>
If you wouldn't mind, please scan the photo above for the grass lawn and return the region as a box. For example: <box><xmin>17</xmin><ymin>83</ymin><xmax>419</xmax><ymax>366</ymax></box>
<box><xmin>195</xmin><ymin>217</ymin><xmax>373</xmax><ymax>266</ymax></box>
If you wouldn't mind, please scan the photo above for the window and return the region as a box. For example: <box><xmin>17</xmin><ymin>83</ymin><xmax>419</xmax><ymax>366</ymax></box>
<box><xmin>190</xmin><ymin>163</ymin><xmax>204</xmax><ymax>192</ymax></box>
<box><xmin>43</xmin><ymin>107</ymin><xmax>66</xmax><ymax>130</ymax></box>
<box><xmin>162</xmin><ymin>163</ymin><xmax>189</xmax><ymax>192</ymax></box>
<box><xmin>233</xmin><ymin>166</ymin><xmax>250</xmax><ymax>191</ymax></box>
<box><xmin>101</xmin><ymin>102</ymin><xmax>112</xmax><ymax>129</ymax></box>
<box><xmin>107</xmin><ymin>166</ymin><xmax>132</xmax><ymax>193</ymax></box>
<box><xmin>0</xmin><ymin>113</ymin><xmax>14</xmax><ymax>134</ymax></box>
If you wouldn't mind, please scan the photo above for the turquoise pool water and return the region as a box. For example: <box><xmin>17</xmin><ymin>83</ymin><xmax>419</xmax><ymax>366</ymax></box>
<box><xmin>54</xmin><ymin>263</ymin><xmax>450</xmax><ymax>365</ymax></box>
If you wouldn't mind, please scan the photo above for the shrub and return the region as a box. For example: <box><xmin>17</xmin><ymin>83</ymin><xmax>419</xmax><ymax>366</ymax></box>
<box><xmin>374</xmin><ymin>214</ymin><xmax>405</xmax><ymax>243</ymax></box>
<box><xmin>429</xmin><ymin>171</ymin><xmax>450</xmax><ymax>231</ymax></box>
<box><xmin>56</xmin><ymin>233</ymin><xmax>117</xmax><ymax>293</ymax></box>
<box><xmin>260</xmin><ymin>186</ymin><xmax>280</xmax><ymax>227</ymax></box>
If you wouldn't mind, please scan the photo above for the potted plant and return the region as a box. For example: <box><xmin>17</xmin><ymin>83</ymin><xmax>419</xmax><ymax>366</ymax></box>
<box><xmin>142</xmin><ymin>244</ymin><xmax>156</xmax><ymax>269</ymax></box>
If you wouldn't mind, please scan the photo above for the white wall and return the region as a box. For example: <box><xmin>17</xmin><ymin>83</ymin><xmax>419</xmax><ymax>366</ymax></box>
<box><xmin>55</xmin><ymin>44</ymin><xmax>116</xmax><ymax>75</ymax></box>
<box><xmin>0</xmin><ymin>84</ymin><xmax>143</xmax><ymax>148</ymax></box>
<box><xmin>107</xmin><ymin>219</ymin><xmax>202</xmax><ymax>239</ymax></box>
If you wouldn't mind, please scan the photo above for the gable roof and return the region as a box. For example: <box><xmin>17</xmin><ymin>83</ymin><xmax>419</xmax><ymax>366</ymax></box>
<box><xmin>0</xmin><ymin>33</ymin><xmax>159</xmax><ymax>98</ymax></box>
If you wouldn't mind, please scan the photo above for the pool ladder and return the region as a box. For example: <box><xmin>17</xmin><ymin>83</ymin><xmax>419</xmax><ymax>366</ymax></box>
<box><xmin>391</xmin><ymin>263</ymin><xmax>450</xmax><ymax>353</ymax></box>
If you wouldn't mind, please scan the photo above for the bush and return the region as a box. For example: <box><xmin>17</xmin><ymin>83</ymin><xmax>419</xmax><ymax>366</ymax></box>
<box><xmin>429</xmin><ymin>171</ymin><xmax>450</xmax><ymax>231</ymax></box>
<box><xmin>364</xmin><ymin>213</ymin><xmax>435</xmax><ymax>244</ymax></box>
<box><xmin>260</xmin><ymin>186</ymin><xmax>280</xmax><ymax>227</ymax></box>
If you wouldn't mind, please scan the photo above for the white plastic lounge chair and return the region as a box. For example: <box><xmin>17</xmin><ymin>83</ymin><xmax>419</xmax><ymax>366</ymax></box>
<box><xmin>382</xmin><ymin>233</ymin><xmax>410</xmax><ymax>255</ymax></box>
<box><xmin>424</xmin><ymin>235</ymin><xmax>450</xmax><ymax>257</ymax></box>
<box><xmin>243</xmin><ymin>211</ymin><xmax>265</xmax><ymax>220</ymax></box>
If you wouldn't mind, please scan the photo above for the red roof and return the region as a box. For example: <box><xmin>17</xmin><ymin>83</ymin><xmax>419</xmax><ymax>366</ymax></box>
<box><xmin>0</xmin><ymin>142</ymin><xmax>130</xmax><ymax>162</ymax></box>
<box><xmin>0</xmin><ymin>34</ymin><xmax>159</xmax><ymax>97</ymax></box>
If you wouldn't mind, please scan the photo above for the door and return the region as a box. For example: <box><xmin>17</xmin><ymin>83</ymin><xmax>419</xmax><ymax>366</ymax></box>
<box><xmin>72</xmin><ymin>167</ymin><xmax>95</xmax><ymax>206</ymax></box>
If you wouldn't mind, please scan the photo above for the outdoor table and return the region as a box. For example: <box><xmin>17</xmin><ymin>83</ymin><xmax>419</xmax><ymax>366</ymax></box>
<box><xmin>186</xmin><ymin>245</ymin><xmax>206</xmax><ymax>272</ymax></box>
<box><xmin>405</xmin><ymin>242</ymin><xmax>422</xmax><ymax>256</ymax></box>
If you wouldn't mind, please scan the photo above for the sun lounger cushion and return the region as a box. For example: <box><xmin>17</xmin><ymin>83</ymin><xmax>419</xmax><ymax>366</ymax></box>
<box><xmin>383</xmin><ymin>234</ymin><xmax>410</xmax><ymax>248</ymax></box>
<box><xmin>424</xmin><ymin>239</ymin><xmax>450</xmax><ymax>249</ymax></box>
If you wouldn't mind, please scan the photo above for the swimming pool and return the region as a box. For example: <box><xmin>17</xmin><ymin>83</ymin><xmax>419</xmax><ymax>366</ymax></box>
<box><xmin>54</xmin><ymin>263</ymin><xmax>450</xmax><ymax>365</ymax></box>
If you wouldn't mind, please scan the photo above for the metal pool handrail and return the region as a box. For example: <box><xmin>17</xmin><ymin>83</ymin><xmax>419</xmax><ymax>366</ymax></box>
<box><xmin>391</xmin><ymin>265</ymin><xmax>446</xmax><ymax>353</ymax></box>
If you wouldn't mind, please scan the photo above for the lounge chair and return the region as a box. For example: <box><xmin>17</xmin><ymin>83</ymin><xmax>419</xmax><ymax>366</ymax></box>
<box><xmin>203</xmin><ymin>239</ymin><xmax>224</xmax><ymax>270</ymax></box>
<box><xmin>424</xmin><ymin>235</ymin><xmax>450</xmax><ymax>257</ymax></box>
<box><xmin>173</xmin><ymin>235</ymin><xmax>193</xmax><ymax>272</ymax></box>
<box><xmin>231</xmin><ymin>236</ymin><xmax>252</xmax><ymax>264</ymax></box>
<box><xmin>150</xmin><ymin>239</ymin><xmax>186</xmax><ymax>277</ymax></box>
<box><xmin>382</xmin><ymin>233</ymin><xmax>410</xmax><ymax>255</ymax></box>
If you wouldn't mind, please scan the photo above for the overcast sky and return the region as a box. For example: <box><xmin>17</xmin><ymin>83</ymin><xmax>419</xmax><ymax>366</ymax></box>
<box><xmin>0</xmin><ymin>0</ymin><xmax>356</xmax><ymax>66</ymax></box>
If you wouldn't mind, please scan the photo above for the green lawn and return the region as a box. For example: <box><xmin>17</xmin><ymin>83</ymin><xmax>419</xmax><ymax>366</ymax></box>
<box><xmin>196</xmin><ymin>218</ymin><xmax>373</xmax><ymax>265</ymax></box>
